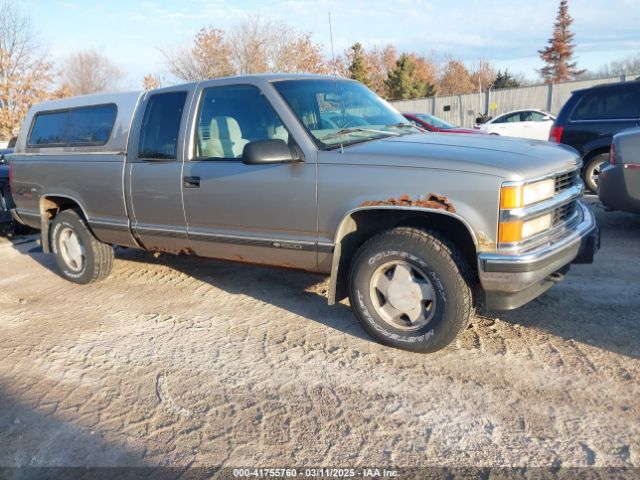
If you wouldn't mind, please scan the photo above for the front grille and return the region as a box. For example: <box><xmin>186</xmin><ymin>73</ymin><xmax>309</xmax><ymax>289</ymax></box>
<box><xmin>552</xmin><ymin>201</ymin><xmax>578</xmax><ymax>226</ymax></box>
<box><xmin>555</xmin><ymin>169</ymin><xmax>579</xmax><ymax>193</ymax></box>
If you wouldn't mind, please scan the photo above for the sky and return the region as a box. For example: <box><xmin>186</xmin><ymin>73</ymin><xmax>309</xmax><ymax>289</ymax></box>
<box><xmin>20</xmin><ymin>0</ymin><xmax>640</xmax><ymax>90</ymax></box>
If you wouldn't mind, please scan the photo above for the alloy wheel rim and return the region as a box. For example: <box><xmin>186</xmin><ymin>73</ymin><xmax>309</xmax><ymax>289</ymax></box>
<box><xmin>369</xmin><ymin>260</ymin><xmax>437</xmax><ymax>331</ymax></box>
<box><xmin>59</xmin><ymin>227</ymin><xmax>85</xmax><ymax>272</ymax></box>
<box><xmin>590</xmin><ymin>162</ymin><xmax>604</xmax><ymax>186</ymax></box>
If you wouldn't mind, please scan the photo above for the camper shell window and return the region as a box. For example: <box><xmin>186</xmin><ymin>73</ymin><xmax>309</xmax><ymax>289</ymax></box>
<box><xmin>28</xmin><ymin>104</ymin><xmax>117</xmax><ymax>147</ymax></box>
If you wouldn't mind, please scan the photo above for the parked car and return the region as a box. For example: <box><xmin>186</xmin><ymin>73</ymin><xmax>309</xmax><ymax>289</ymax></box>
<box><xmin>0</xmin><ymin>146</ymin><xmax>15</xmax><ymax>230</ymax></box>
<box><xmin>476</xmin><ymin>109</ymin><xmax>555</xmax><ymax>140</ymax></box>
<box><xmin>403</xmin><ymin>113</ymin><xmax>481</xmax><ymax>134</ymax></box>
<box><xmin>9</xmin><ymin>75</ymin><xmax>598</xmax><ymax>353</ymax></box>
<box><xmin>550</xmin><ymin>81</ymin><xmax>640</xmax><ymax>193</ymax></box>
<box><xmin>598</xmin><ymin>128</ymin><xmax>640</xmax><ymax>214</ymax></box>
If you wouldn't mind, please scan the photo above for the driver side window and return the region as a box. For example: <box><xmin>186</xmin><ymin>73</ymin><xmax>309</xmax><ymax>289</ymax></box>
<box><xmin>529</xmin><ymin>111</ymin><xmax>546</xmax><ymax>122</ymax></box>
<box><xmin>195</xmin><ymin>85</ymin><xmax>290</xmax><ymax>160</ymax></box>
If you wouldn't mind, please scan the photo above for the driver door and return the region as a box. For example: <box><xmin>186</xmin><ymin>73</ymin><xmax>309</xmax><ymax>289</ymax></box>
<box><xmin>181</xmin><ymin>83</ymin><xmax>318</xmax><ymax>271</ymax></box>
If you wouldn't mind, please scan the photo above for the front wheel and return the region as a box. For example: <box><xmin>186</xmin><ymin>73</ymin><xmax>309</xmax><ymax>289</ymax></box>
<box><xmin>583</xmin><ymin>153</ymin><xmax>608</xmax><ymax>193</ymax></box>
<box><xmin>348</xmin><ymin>227</ymin><xmax>475</xmax><ymax>353</ymax></box>
<box><xmin>50</xmin><ymin>209</ymin><xmax>114</xmax><ymax>284</ymax></box>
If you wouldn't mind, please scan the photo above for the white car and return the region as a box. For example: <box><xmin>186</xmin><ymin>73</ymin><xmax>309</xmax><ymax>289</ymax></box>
<box><xmin>476</xmin><ymin>109</ymin><xmax>556</xmax><ymax>140</ymax></box>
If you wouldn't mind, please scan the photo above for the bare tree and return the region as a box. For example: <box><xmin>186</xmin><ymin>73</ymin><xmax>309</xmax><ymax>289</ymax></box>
<box><xmin>162</xmin><ymin>28</ymin><xmax>234</xmax><ymax>82</ymax></box>
<box><xmin>469</xmin><ymin>59</ymin><xmax>497</xmax><ymax>93</ymax></box>
<box><xmin>227</xmin><ymin>15</ymin><xmax>273</xmax><ymax>74</ymax></box>
<box><xmin>59</xmin><ymin>48</ymin><xmax>122</xmax><ymax>95</ymax></box>
<box><xmin>438</xmin><ymin>59</ymin><xmax>475</xmax><ymax>95</ymax></box>
<box><xmin>162</xmin><ymin>15</ymin><xmax>329</xmax><ymax>81</ymax></box>
<box><xmin>142</xmin><ymin>73</ymin><xmax>162</xmax><ymax>90</ymax></box>
<box><xmin>272</xmin><ymin>32</ymin><xmax>329</xmax><ymax>74</ymax></box>
<box><xmin>597</xmin><ymin>53</ymin><xmax>640</xmax><ymax>77</ymax></box>
<box><xmin>367</xmin><ymin>44</ymin><xmax>398</xmax><ymax>96</ymax></box>
<box><xmin>411</xmin><ymin>54</ymin><xmax>439</xmax><ymax>95</ymax></box>
<box><xmin>0</xmin><ymin>1</ymin><xmax>53</xmax><ymax>139</ymax></box>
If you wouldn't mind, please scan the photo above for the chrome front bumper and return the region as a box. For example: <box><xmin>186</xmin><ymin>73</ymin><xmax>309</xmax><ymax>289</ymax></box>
<box><xmin>478</xmin><ymin>201</ymin><xmax>599</xmax><ymax>310</ymax></box>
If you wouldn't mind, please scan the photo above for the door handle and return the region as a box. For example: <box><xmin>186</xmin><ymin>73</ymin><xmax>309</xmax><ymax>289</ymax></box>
<box><xmin>183</xmin><ymin>176</ymin><xmax>200</xmax><ymax>188</ymax></box>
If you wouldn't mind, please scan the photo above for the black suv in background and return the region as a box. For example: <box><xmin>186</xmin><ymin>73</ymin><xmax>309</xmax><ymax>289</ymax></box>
<box><xmin>0</xmin><ymin>137</ymin><xmax>17</xmax><ymax>232</ymax></box>
<box><xmin>550</xmin><ymin>81</ymin><xmax>640</xmax><ymax>192</ymax></box>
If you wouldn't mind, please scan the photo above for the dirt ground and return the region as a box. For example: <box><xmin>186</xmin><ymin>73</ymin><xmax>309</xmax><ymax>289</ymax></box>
<box><xmin>0</xmin><ymin>197</ymin><xmax>638</xmax><ymax>476</ymax></box>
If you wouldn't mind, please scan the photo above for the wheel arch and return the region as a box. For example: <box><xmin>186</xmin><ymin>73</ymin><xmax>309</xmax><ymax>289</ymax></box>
<box><xmin>583</xmin><ymin>146</ymin><xmax>610</xmax><ymax>164</ymax></box>
<box><xmin>39</xmin><ymin>194</ymin><xmax>90</xmax><ymax>253</ymax></box>
<box><xmin>327</xmin><ymin>206</ymin><xmax>479</xmax><ymax>305</ymax></box>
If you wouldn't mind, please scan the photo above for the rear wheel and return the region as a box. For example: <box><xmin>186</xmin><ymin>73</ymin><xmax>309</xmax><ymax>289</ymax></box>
<box><xmin>583</xmin><ymin>153</ymin><xmax>608</xmax><ymax>193</ymax></box>
<box><xmin>348</xmin><ymin>227</ymin><xmax>475</xmax><ymax>353</ymax></box>
<box><xmin>50</xmin><ymin>210</ymin><xmax>113</xmax><ymax>284</ymax></box>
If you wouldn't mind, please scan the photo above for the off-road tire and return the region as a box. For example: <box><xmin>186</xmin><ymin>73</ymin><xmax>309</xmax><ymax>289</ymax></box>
<box><xmin>50</xmin><ymin>209</ymin><xmax>113</xmax><ymax>284</ymax></box>
<box><xmin>583</xmin><ymin>153</ymin><xmax>608</xmax><ymax>193</ymax></box>
<box><xmin>348</xmin><ymin>227</ymin><xmax>475</xmax><ymax>353</ymax></box>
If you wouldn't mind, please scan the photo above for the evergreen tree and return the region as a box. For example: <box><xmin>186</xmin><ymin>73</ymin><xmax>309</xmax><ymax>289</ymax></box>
<box><xmin>348</xmin><ymin>43</ymin><xmax>371</xmax><ymax>86</ymax></box>
<box><xmin>384</xmin><ymin>54</ymin><xmax>435</xmax><ymax>100</ymax></box>
<box><xmin>538</xmin><ymin>0</ymin><xmax>584</xmax><ymax>83</ymax></box>
<box><xmin>493</xmin><ymin>69</ymin><xmax>520</xmax><ymax>89</ymax></box>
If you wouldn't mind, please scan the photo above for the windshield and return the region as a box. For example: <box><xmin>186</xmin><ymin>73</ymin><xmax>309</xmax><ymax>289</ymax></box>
<box><xmin>416</xmin><ymin>113</ymin><xmax>457</xmax><ymax>130</ymax></box>
<box><xmin>273</xmin><ymin>79</ymin><xmax>418</xmax><ymax>148</ymax></box>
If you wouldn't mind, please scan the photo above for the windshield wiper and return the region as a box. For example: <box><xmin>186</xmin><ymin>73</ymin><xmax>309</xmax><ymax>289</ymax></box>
<box><xmin>320</xmin><ymin>127</ymin><xmax>400</xmax><ymax>142</ymax></box>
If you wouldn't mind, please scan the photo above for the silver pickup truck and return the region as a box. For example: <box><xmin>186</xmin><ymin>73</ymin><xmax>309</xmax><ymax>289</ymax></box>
<box><xmin>9</xmin><ymin>74</ymin><xmax>599</xmax><ymax>352</ymax></box>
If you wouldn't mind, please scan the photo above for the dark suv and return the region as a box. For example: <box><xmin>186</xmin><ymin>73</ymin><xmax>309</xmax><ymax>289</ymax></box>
<box><xmin>0</xmin><ymin>138</ymin><xmax>16</xmax><ymax>231</ymax></box>
<box><xmin>550</xmin><ymin>81</ymin><xmax>640</xmax><ymax>192</ymax></box>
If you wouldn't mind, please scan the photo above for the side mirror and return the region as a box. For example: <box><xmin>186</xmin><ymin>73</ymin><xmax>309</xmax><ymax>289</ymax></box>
<box><xmin>242</xmin><ymin>139</ymin><xmax>300</xmax><ymax>165</ymax></box>
<box><xmin>541</xmin><ymin>115</ymin><xmax>552</xmax><ymax>122</ymax></box>
<box><xmin>0</xmin><ymin>154</ymin><xmax>5</xmax><ymax>165</ymax></box>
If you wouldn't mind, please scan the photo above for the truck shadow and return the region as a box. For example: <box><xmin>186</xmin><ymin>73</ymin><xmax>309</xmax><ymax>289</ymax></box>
<box><xmin>115</xmin><ymin>247</ymin><xmax>374</xmax><ymax>344</ymax></box>
<box><xmin>113</xmin><ymin>236</ymin><xmax>640</xmax><ymax>360</ymax></box>
<box><xmin>12</xmin><ymin>201</ymin><xmax>639</xmax><ymax>359</ymax></box>
<box><xmin>14</xmin><ymin>238</ymin><xmax>372</xmax><ymax>344</ymax></box>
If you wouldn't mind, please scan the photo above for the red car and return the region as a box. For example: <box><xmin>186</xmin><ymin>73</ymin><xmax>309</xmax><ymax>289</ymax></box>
<box><xmin>403</xmin><ymin>113</ymin><xmax>483</xmax><ymax>134</ymax></box>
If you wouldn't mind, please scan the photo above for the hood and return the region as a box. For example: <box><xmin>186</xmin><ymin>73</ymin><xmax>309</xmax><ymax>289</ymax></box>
<box><xmin>440</xmin><ymin>127</ymin><xmax>485</xmax><ymax>134</ymax></box>
<box><xmin>334</xmin><ymin>132</ymin><xmax>580</xmax><ymax>181</ymax></box>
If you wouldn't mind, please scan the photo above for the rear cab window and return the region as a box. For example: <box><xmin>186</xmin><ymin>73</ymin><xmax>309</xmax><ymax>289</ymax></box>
<box><xmin>137</xmin><ymin>91</ymin><xmax>188</xmax><ymax>160</ymax></box>
<box><xmin>571</xmin><ymin>88</ymin><xmax>640</xmax><ymax>121</ymax></box>
<box><xmin>28</xmin><ymin>111</ymin><xmax>68</xmax><ymax>146</ymax></box>
<box><xmin>28</xmin><ymin>104</ymin><xmax>117</xmax><ymax>147</ymax></box>
<box><xmin>67</xmin><ymin>105</ymin><xmax>117</xmax><ymax>144</ymax></box>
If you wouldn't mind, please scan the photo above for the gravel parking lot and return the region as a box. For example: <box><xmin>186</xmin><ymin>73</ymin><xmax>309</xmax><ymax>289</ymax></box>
<box><xmin>0</xmin><ymin>198</ymin><xmax>638</xmax><ymax>475</ymax></box>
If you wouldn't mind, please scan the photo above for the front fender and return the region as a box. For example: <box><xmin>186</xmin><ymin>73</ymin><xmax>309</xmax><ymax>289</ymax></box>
<box><xmin>327</xmin><ymin>205</ymin><xmax>480</xmax><ymax>305</ymax></box>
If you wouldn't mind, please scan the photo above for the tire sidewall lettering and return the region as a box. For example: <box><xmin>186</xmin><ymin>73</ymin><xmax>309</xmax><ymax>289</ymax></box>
<box><xmin>358</xmin><ymin>248</ymin><xmax>446</xmax><ymax>344</ymax></box>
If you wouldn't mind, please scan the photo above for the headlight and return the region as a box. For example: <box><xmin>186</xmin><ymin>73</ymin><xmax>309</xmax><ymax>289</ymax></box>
<box><xmin>499</xmin><ymin>213</ymin><xmax>553</xmax><ymax>243</ymax></box>
<box><xmin>500</xmin><ymin>178</ymin><xmax>555</xmax><ymax>209</ymax></box>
